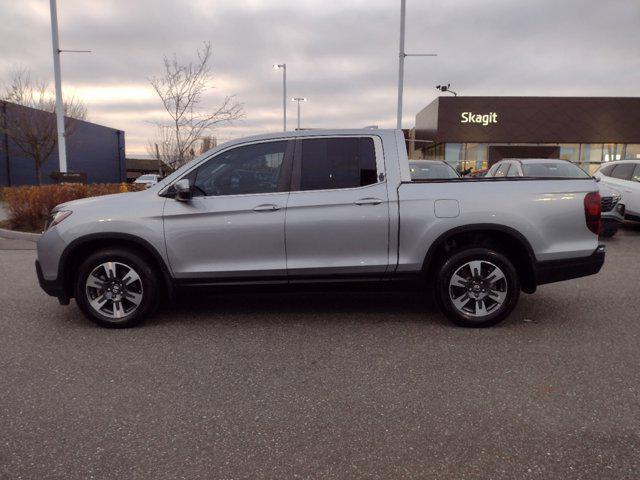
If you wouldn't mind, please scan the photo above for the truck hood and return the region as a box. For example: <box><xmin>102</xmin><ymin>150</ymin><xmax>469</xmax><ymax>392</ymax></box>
<box><xmin>54</xmin><ymin>191</ymin><xmax>143</xmax><ymax>212</ymax></box>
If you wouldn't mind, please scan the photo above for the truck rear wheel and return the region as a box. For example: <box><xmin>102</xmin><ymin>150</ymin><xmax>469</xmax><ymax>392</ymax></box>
<box><xmin>74</xmin><ymin>248</ymin><xmax>160</xmax><ymax>328</ymax></box>
<box><xmin>436</xmin><ymin>247</ymin><xmax>520</xmax><ymax>327</ymax></box>
<box><xmin>600</xmin><ymin>227</ymin><xmax>618</xmax><ymax>238</ymax></box>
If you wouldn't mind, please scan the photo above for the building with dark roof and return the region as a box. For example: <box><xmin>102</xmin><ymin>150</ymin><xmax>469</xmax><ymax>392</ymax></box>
<box><xmin>409</xmin><ymin>97</ymin><xmax>640</xmax><ymax>174</ymax></box>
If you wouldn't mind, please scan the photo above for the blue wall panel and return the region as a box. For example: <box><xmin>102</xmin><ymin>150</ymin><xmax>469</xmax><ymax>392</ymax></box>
<box><xmin>1</xmin><ymin>101</ymin><xmax>125</xmax><ymax>186</ymax></box>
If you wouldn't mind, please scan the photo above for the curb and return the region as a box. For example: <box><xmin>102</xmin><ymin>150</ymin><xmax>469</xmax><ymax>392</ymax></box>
<box><xmin>0</xmin><ymin>227</ymin><xmax>41</xmax><ymax>242</ymax></box>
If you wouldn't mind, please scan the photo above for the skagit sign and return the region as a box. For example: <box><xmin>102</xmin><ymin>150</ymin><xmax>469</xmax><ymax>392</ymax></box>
<box><xmin>460</xmin><ymin>111</ymin><xmax>498</xmax><ymax>126</ymax></box>
<box><xmin>415</xmin><ymin>97</ymin><xmax>640</xmax><ymax>144</ymax></box>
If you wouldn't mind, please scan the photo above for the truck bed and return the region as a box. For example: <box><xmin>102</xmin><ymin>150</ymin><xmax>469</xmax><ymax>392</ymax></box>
<box><xmin>395</xmin><ymin>177</ymin><xmax>598</xmax><ymax>273</ymax></box>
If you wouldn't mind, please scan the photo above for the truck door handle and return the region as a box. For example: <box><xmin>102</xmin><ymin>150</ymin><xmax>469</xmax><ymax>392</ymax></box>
<box><xmin>355</xmin><ymin>198</ymin><xmax>383</xmax><ymax>206</ymax></box>
<box><xmin>253</xmin><ymin>204</ymin><xmax>281</xmax><ymax>212</ymax></box>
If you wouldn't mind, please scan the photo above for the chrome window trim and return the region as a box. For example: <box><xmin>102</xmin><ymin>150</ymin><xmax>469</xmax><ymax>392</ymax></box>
<box><xmin>159</xmin><ymin>134</ymin><xmax>386</xmax><ymax>198</ymax></box>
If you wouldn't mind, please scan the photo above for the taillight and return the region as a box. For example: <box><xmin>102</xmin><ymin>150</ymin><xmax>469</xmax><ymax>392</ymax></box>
<box><xmin>584</xmin><ymin>191</ymin><xmax>601</xmax><ymax>235</ymax></box>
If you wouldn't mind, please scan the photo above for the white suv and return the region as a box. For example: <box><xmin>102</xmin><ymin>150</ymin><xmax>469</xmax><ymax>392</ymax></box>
<box><xmin>594</xmin><ymin>160</ymin><xmax>640</xmax><ymax>222</ymax></box>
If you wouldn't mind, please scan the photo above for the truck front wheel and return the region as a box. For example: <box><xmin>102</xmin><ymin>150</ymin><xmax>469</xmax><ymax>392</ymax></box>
<box><xmin>74</xmin><ymin>248</ymin><xmax>160</xmax><ymax>328</ymax></box>
<box><xmin>436</xmin><ymin>248</ymin><xmax>520</xmax><ymax>327</ymax></box>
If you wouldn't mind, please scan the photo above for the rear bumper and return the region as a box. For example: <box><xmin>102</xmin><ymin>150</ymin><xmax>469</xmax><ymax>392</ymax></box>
<box><xmin>535</xmin><ymin>244</ymin><xmax>605</xmax><ymax>286</ymax></box>
<box><xmin>35</xmin><ymin>260</ymin><xmax>69</xmax><ymax>305</ymax></box>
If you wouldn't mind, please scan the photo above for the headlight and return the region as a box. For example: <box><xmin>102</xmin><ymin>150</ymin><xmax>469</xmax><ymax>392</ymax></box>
<box><xmin>44</xmin><ymin>210</ymin><xmax>72</xmax><ymax>231</ymax></box>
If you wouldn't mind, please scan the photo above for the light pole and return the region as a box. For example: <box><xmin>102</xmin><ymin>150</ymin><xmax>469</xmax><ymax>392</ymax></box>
<box><xmin>49</xmin><ymin>0</ymin><xmax>67</xmax><ymax>172</ymax></box>
<box><xmin>273</xmin><ymin>64</ymin><xmax>287</xmax><ymax>131</ymax></box>
<box><xmin>49</xmin><ymin>0</ymin><xmax>90</xmax><ymax>174</ymax></box>
<box><xmin>396</xmin><ymin>0</ymin><xmax>437</xmax><ymax>129</ymax></box>
<box><xmin>291</xmin><ymin>97</ymin><xmax>306</xmax><ymax>130</ymax></box>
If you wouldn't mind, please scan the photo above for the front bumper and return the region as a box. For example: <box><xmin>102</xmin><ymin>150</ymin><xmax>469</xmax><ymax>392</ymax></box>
<box><xmin>601</xmin><ymin>203</ymin><xmax>625</xmax><ymax>229</ymax></box>
<box><xmin>535</xmin><ymin>244</ymin><xmax>605</xmax><ymax>286</ymax></box>
<box><xmin>35</xmin><ymin>260</ymin><xmax>69</xmax><ymax>305</ymax></box>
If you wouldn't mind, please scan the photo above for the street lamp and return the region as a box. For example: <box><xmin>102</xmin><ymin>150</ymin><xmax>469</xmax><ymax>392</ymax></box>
<box><xmin>436</xmin><ymin>84</ymin><xmax>458</xmax><ymax>96</ymax></box>
<box><xmin>273</xmin><ymin>64</ymin><xmax>287</xmax><ymax>131</ymax></box>
<box><xmin>49</xmin><ymin>0</ymin><xmax>90</xmax><ymax>173</ymax></box>
<box><xmin>291</xmin><ymin>97</ymin><xmax>306</xmax><ymax>130</ymax></box>
<box><xmin>396</xmin><ymin>0</ymin><xmax>437</xmax><ymax>129</ymax></box>
<box><xmin>49</xmin><ymin>0</ymin><xmax>68</xmax><ymax>172</ymax></box>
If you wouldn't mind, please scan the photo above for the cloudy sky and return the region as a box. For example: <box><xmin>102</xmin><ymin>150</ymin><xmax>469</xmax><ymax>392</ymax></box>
<box><xmin>1</xmin><ymin>0</ymin><xmax>639</xmax><ymax>155</ymax></box>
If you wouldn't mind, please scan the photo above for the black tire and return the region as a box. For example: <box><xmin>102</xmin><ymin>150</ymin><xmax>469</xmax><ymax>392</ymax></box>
<box><xmin>74</xmin><ymin>248</ymin><xmax>160</xmax><ymax>328</ymax></box>
<box><xmin>436</xmin><ymin>247</ymin><xmax>520</xmax><ymax>328</ymax></box>
<box><xmin>600</xmin><ymin>228</ymin><xmax>618</xmax><ymax>238</ymax></box>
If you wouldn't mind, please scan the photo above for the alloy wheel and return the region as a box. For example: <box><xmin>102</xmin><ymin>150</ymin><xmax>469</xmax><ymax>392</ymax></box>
<box><xmin>448</xmin><ymin>260</ymin><xmax>508</xmax><ymax>317</ymax></box>
<box><xmin>85</xmin><ymin>261</ymin><xmax>144</xmax><ymax>319</ymax></box>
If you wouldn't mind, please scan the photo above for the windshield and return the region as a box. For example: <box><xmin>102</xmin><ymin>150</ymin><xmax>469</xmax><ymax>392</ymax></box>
<box><xmin>521</xmin><ymin>162</ymin><xmax>590</xmax><ymax>178</ymax></box>
<box><xmin>409</xmin><ymin>161</ymin><xmax>459</xmax><ymax>180</ymax></box>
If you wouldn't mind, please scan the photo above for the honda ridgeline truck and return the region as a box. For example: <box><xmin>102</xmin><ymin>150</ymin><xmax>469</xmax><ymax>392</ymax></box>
<box><xmin>36</xmin><ymin>129</ymin><xmax>605</xmax><ymax>328</ymax></box>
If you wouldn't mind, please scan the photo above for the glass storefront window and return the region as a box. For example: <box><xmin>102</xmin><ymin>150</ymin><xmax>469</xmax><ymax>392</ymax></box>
<box><xmin>464</xmin><ymin>143</ymin><xmax>488</xmax><ymax>171</ymax></box>
<box><xmin>580</xmin><ymin>144</ymin><xmax>603</xmax><ymax>163</ymax></box>
<box><xmin>603</xmin><ymin>143</ymin><xmax>624</xmax><ymax>162</ymax></box>
<box><xmin>625</xmin><ymin>144</ymin><xmax>640</xmax><ymax>160</ymax></box>
<box><xmin>444</xmin><ymin>143</ymin><xmax>463</xmax><ymax>168</ymax></box>
<box><xmin>424</xmin><ymin>143</ymin><xmax>444</xmax><ymax>161</ymax></box>
<box><xmin>559</xmin><ymin>144</ymin><xmax>580</xmax><ymax>163</ymax></box>
<box><xmin>412</xmin><ymin>142</ymin><xmax>638</xmax><ymax>175</ymax></box>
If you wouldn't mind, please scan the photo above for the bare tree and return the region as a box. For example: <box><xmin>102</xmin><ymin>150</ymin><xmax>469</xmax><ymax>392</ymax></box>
<box><xmin>149</xmin><ymin>42</ymin><xmax>243</xmax><ymax>168</ymax></box>
<box><xmin>0</xmin><ymin>69</ymin><xmax>87</xmax><ymax>185</ymax></box>
<box><xmin>198</xmin><ymin>135</ymin><xmax>216</xmax><ymax>154</ymax></box>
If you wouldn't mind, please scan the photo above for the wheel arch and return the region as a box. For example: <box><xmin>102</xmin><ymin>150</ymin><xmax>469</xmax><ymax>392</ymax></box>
<box><xmin>422</xmin><ymin>224</ymin><xmax>537</xmax><ymax>294</ymax></box>
<box><xmin>59</xmin><ymin>233</ymin><xmax>174</xmax><ymax>300</ymax></box>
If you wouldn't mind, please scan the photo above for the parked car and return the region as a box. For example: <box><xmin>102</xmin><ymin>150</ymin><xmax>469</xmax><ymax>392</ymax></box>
<box><xmin>598</xmin><ymin>184</ymin><xmax>625</xmax><ymax>237</ymax></box>
<box><xmin>486</xmin><ymin>158</ymin><xmax>625</xmax><ymax>237</ymax></box>
<box><xmin>486</xmin><ymin>158</ymin><xmax>590</xmax><ymax>179</ymax></box>
<box><xmin>594</xmin><ymin>160</ymin><xmax>640</xmax><ymax>222</ymax></box>
<box><xmin>36</xmin><ymin>130</ymin><xmax>605</xmax><ymax>329</ymax></box>
<box><xmin>133</xmin><ymin>174</ymin><xmax>162</xmax><ymax>188</ymax></box>
<box><xmin>408</xmin><ymin>160</ymin><xmax>459</xmax><ymax>180</ymax></box>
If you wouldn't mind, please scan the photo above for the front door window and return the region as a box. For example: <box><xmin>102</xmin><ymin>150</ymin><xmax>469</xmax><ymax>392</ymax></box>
<box><xmin>192</xmin><ymin>141</ymin><xmax>287</xmax><ymax>197</ymax></box>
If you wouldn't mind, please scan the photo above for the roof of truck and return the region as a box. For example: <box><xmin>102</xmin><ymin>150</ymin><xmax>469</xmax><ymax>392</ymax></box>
<box><xmin>217</xmin><ymin>128</ymin><xmax>399</xmax><ymax>146</ymax></box>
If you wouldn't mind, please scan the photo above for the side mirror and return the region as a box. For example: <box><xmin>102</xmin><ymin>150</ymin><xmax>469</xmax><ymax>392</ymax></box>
<box><xmin>174</xmin><ymin>178</ymin><xmax>192</xmax><ymax>201</ymax></box>
<box><xmin>593</xmin><ymin>176</ymin><xmax>601</xmax><ymax>182</ymax></box>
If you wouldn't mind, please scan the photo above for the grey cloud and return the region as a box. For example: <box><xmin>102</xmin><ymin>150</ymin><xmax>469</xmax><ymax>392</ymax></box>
<box><xmin>1</xmin><ymin>0</ymin><xmax>638</xmax><ymax>154</ymax></box>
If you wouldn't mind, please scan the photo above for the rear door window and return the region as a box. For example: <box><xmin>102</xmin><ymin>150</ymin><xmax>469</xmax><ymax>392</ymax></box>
<box><xmin>598</xmin><ymin>164</ymin><xmax>615</xmax><ymax>176</ymax></box>
<box><xmin>610</xmin><ymin>163</ymin><xmax>636</xmax><ymax>181</ymax></box>
<box><xmin>632</xmin><ymin>164</ymin><xmax>640</xmax><ymax>182</ymax></box>
<box><xmin>299</xmin><ymin>137</ymin><xmax>377</xmax><ymax>191</ymax></box>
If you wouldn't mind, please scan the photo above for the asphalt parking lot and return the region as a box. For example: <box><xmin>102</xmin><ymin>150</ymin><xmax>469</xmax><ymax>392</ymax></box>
<box><xmin>1</xmin><ymin>227</ymin><xmax>639</xmax><ymax>480</ymax></box>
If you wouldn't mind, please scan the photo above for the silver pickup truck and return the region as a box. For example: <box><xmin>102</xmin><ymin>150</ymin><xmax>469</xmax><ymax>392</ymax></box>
<box><xmin>36</xmin><ymin>129</ymin><xmax>605</xmax><ymax>328</ymax></box>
